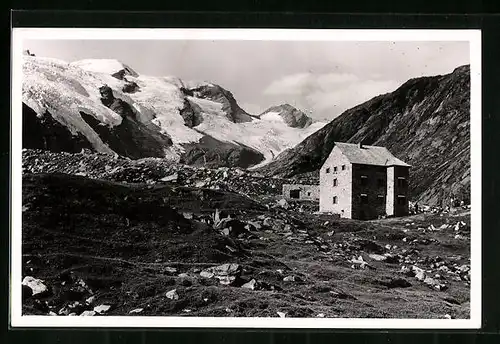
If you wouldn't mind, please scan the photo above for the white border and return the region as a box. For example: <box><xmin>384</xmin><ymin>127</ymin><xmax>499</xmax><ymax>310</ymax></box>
<box><xmin>10</xmin><ymin>28</ymin><xmax>482</xmax><ymax>329</ymax></box>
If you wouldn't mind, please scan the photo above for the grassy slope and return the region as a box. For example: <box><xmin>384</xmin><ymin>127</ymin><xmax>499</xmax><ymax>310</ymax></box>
<box><xmin>22</xmin><ymin>173</ymin><xmax>470</xmax><ymax>318</ymax></box>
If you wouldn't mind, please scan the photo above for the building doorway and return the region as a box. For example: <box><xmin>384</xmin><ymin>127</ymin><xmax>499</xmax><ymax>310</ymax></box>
<box><xmin>289</xmin><ymin>189</ymin><xmax>300</xmax><ymax>199</ymax></box>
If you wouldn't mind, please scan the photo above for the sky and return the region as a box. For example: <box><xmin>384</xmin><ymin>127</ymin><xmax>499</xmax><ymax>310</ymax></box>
<box><xmin>24</xmin><ymin>39</ymin><xmax>470</xmax><ymax>121</ymax></box>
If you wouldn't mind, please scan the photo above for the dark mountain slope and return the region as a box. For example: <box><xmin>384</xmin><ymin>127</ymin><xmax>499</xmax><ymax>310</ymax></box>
<box><xmin>258</xmin><ymin>65</ymin><xmax>470</xmax><ymax>205</ymax></box>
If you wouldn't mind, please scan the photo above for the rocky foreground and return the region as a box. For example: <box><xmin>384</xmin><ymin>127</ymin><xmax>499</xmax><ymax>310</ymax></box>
<box><xmin>21</xmin><ymin>151</ymin><xmax>471</xmax><ymax>319</ymax></box>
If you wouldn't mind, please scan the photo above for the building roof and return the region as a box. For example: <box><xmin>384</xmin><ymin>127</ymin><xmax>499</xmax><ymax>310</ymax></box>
<box><xmin>333</xmin><ymin>142</ymin><xmax>411</xmax><ymax>167</ymax></box>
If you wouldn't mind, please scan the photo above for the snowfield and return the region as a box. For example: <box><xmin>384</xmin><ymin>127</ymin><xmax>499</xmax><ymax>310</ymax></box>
<box><xmin>22</xmin><ymin>56</ymin><xmax>325</xmax><ymax>166</ymax></box>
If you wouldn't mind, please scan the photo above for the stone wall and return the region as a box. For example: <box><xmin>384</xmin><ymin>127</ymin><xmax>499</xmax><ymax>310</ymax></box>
<box><xmin>282</xmin><ymin>184</ymin><xmax>319</xmax><ymax>200</ymax></box>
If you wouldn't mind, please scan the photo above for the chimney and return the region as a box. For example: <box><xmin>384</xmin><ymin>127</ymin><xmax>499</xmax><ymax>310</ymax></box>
<box><xmin>358</xmin><ymin>142</ymin><xmax>363</xmax><ymax>149</ymax></box>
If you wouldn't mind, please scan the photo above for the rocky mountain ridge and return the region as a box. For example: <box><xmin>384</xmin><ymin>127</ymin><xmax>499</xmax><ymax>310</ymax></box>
<box><xmin>258</xmin><ymin>65</ymin><xmax>471</xmax><ymax>205</ymax></box>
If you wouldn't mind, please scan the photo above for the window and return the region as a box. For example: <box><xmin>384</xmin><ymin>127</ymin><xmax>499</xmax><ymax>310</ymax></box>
<box><xmin>360</xmin><ymin>175</ymin><xmax>368</xmax><ymax>186</ymax></box>
<box><xmin>333</xmin><ymin>166</ymin><xmax>338</xmax><ymax>172</ymax></box>
<box><xmin>342</xmin><ymin>165</ymin><xmax>346</xmax><ymax>170</ymax></box>
<box><xmin>397</xmin><ymin>195</ymin><xmax>406</xmax><ymax>205</ymax></box>
<box><xmin>378</xmin><ymin>179</ymin><xmax>384</xmax><ymax>187</ymax></box>
<box><xmin>377</xmin><ymin>195</ymin><xmax>385</xmax><ymax>205</ymax></box>
<box><xmin>290</xmin><ymin>190</ymin><xmax>300</xmax><ymax>199</ymax></box>
<box><xmin>360</xmin><ymin>194</ymin><xmax>368</xmax><ymax>204</ymax></box>
<box><xmin>307</xmin><ymin>192</ymin><xmax>311</xmax><ymax>196</ymax></box>
<box><xmin>333</xmin><ymin>196</ymin><xmax>338</xmax><ymax>204</ymax></box>
<box><xmin>326</xmin><ymin>167</ymin><xmax>330</xmax><ymax>173</ymax></box>
<box><xmin>397</xmin><ymin>177</ymin><xmax>407</xmax><ymax>187</ymax></box>
<box><xmin>333</xmin><ymin>178</ymin><xmax>338</xmax><ymax>187</ymax></box>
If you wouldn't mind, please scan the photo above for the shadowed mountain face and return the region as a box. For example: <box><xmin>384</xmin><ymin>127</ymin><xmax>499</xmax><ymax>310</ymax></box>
<box><xmin>258</xmin><ymin>65</ymin><xmax>471</xmax><ymax>205</ymax></box>
<box><xmin>22</xmin><ymin>103</ymin><xmax>93</xmax><ymax>153</ymax></box>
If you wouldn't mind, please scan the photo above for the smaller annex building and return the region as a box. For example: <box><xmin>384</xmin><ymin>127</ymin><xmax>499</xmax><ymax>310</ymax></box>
<box><xmin>282</xmin><ymin>184</ymin><xmax>319</xmax><ymax>201</ymax></box>
<box><xmin>320</xmin><ymin>142</ymin><xmax>410</xmax><ymax>220</ymax></box>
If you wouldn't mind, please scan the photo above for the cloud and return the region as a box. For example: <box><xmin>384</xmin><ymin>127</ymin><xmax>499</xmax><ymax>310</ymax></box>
<box><xmin>264</xmin><ymin>72</ymin><xmax>359</xmax><ymax>96</ymax></box>
<box><xmin>262</xmin><ymin>72</ymin><xmax>400</xmax><ymax>121</ymax></box>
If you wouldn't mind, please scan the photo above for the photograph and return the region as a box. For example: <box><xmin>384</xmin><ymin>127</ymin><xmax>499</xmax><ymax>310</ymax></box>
<box><xmin>10</xmin><ymin>28</ymin><xmax>481</xmax><ymax>328</ymax></box>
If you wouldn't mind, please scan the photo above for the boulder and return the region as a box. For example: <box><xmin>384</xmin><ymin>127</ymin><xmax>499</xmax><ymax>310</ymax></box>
<box><xmin>22</xmin><ymin>276</ymin><xmax>49</xmax><ymax>297</ymax></box>
<box><xmin>200</xmin><ymin>263</ymin><xmax>242</xmax><ymax>285</ymax></box>
<box><xmin>93</xmin><ymin>304</ymin><xmax>111</xmax><ymax>314</ymax></box>
<box><xmin>165</xmin><ymin>289</ymin><xmax>179</xmax><ymax>300</ymax></box>
<box><xmin>411</xmin><ymin>266</ymin><xmax>426</xmax><ymax>281</ymax></box>
<box><xmin>276</xmin><ymin>198</ymin><xmax>289</xmax><ymax>209</ymax></box>
<box><xmin>160</xmin><ymin>173</ymin><xmax>178</xmax><ymax>182</ymax></box>
<box><xmin>80</xmin><ymin>310</ymin><xmax>96</xmax><ymax>316</ymax></box>
<box><xmin>368</xmin><ymin>254</ymin><xmax>387</xmax><ymax>262</ymax></box>
<box><xmin>241</xmin><ymin>279</ymin><xmax>258</xmax><ymax>290</ymax></box>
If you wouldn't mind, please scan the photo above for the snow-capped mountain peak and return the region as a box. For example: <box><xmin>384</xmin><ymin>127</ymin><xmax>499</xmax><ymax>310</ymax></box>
<box><xmin>22</xmin><ymin>55</ymin><xmax>325</xmax><ymax>168</ymax></box>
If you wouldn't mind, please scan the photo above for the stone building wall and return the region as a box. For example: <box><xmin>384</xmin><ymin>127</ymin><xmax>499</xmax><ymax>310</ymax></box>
<box><xmin>319</xmin><ymin>146</ymin><xmax>353</xmax><ymax>217</ymax></box>
<box><xmin>351</xmin><ymin>164</ymin><xmax>388</xmax><ymax>220</ymax></box>
<box><xmin>390</xmin><ymin>165</ymin><xmax>410</xmax><ymax>216</ymax></box>
<box><xmin>282</xmin><ymin>184</ymin><xmax>320</xmax><ymax>200</ymax></box>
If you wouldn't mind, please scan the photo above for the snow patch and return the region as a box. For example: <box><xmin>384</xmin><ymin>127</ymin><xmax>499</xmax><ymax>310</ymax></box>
<box><xmin>71</xmin><ymin>59</ymin><xmax>139</xmax><ymax>77</ymax></box>
<box><xmin>260</xmin><ymin>111</ymin><xmax>285</xmax><ymax>123</ymax></box>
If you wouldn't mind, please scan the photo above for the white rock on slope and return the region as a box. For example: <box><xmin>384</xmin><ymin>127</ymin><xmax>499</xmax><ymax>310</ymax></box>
<box><xmin>22</xmin><ymin>276</ymin><xmax>48</xmax><ymax>296</ymax></box>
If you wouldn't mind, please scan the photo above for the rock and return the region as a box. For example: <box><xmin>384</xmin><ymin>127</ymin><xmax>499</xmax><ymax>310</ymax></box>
<box><xmin>283</xmin><ymin>275</ymin><xmax>297</xmax><ymax>282</ymax></box>
<box><xmin>85</xmin><ymin>295</ymin><xmax>96</xmax><ymax>304</ymax></box>
<box><xmin>247</xmin><ymin>221</ymin><xmax>261</xmax><ymax>230</ymax></box>
<box><xmin>165</xmin><ymin>289</ymin><xmax>179</xmax><ymax>300</ymax></box>
<box><xmin>221</xmin><ymin>228</ymin><xmax>231</xmax><ymax>236</ymax></box>
<box><xmin>80</xmin><ymin>310</ymin><xmax>96</xmax><ymax>316</ymax></box>
<box><xmin>379</xmin><ymin>277</ymin><xmax>412</xmax><ymax>288</ymax></box>
<box><xmin>200</xmin><ymin>263</ymin><xmax>241</xmax><ymax>285</ymax></box>
<box><xmin>276</xmin><ymin>198</ymin><xmax>290</xmax><ymax>209</ymax></box>
<box><xmin>22</xmin><ymin>276</ymin><xmax>49</xmax><ymax>296</ymax></box>
<box><xmin>93</xmin><ymin>304</ymin><xmax>111</xmax><ymax>314</ymax></box>
<box><xmin>160</xmin><ymin>173</ymin><xmax>178</xmax><ymax>182</ymax></box>
<box><xmin>444</xmin><ymin>314</ymin><xmax>452</xmax><ymax>319</ymax></box>
<box><xmin>424</xmin><ymin>277</ymin><xmax>438</xmax><ymax>286</ymax></box>
<box><xmin>129</xmin><ymin>308</ymin><xmax>144</xmax><ymax>314</ymax></box>
<box><xmin>434</xmin><ymin>283</ymin><xmax>448</xmax><ymax>291</ymax></box>
<box><xmin>48</xmin><ymin>311</ymin><xmax>58</xmax><ymax>316</ymax></box>
<box><xmin>200</xmin><ymin>270</ymin><xmax>215</xmax><ymax>278</ymax></box>
<box><xmin>241</xmin><ymin>279</ymin><xmax>258</xmax><ymax>290</ymax></box>
<box><xmin>22</xmin><ymin>284</ymin><xmax>33</xmax><ymax>300</ymax></box>
<box><xmin>277</xmin><ymin>311</ymin><xmax>287</xmax><ymax>318</ymax></box>
<box><xmin>218</xmin><ymin>276</ymin><xmax>237</xmax><ymax>285</ymax></box>
<box><xmin>412</xmin><ymin>266</ymin><xmax>426</xmax><ymax>281</ymax></box>
<box><xmin>369</xmin><ymin>254</ymin><xmax>387</xmax><ymax>261</ymax></box>
<box><xmin>182</xmin><ymin>212</ymin><xmax>193</xmax><ymax>219</ymax></box>
<box><xmin>163</xmin><ymin>267</ymin><xmax>178</xmax><ymax>274</ymax></box>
